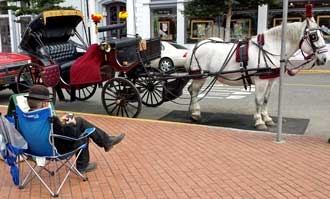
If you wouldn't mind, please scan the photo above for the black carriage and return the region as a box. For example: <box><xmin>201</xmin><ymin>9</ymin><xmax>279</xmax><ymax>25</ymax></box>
<box><xmin>15</xmin><ymin>9</ymin><xmax>187</xmax><ymax>118</ymax></box>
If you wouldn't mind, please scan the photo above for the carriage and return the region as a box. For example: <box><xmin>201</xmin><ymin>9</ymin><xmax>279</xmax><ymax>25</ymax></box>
<box><xmin>14</xmin><ymin>9</ymin><xmax>187</xmax><ymax>118</ymax></box>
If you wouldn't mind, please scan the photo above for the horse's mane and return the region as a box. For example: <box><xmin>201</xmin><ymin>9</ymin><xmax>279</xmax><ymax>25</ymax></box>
<box><xmin>264</xmin><ymin>21</ymin><xmax>307</xmax><ymax>41</ymax></box>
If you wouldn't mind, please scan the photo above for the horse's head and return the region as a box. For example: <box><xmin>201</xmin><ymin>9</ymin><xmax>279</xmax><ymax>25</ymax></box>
<box><xmin>300</xmin><ymin>17</ymin><xmax>328</xmax><ymax>65</ymax></box>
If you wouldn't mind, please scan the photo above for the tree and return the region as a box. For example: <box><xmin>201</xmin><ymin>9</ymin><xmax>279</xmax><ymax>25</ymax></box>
<box><xmin>0</xmin><ymin>0</ymin><xmax>72</xmax><ymax>16</ymax></box>
<box><xmin>185</xmin><ymin>0</ymin><xmax>279</xmax><ymax>41</ymax></box>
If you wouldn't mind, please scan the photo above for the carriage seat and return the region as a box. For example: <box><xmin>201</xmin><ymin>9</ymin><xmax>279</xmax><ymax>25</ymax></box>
<box><xmin>39</xmin><ymin>42</ymin><xmax>79</xmax><ymax>70</ymax></box>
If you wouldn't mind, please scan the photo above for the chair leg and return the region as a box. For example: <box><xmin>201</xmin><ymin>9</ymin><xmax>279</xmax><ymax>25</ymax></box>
<box><xmin>54</xmin><ymin>149</ymin><xmax>87</xmax><ymax>196</ymax></box>
<box><xmin>22</xmin><ymin>158</ymin><xmax>56</xmax><ymax>196</ymax></box>
<box><xmin>18</xmin><ymin>148</ymin><xmax>89</xmax><ymax>197</ymax></box>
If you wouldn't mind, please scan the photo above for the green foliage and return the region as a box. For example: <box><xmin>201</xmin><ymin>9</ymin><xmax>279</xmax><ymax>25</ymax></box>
<box><xmin>184</xmin><ymin>0</ymin><xmax>280</xmax><ymax>17</ymax></box>
<box><xmin>184</xmin><ymin>0</ymin><xmax>225</xmax><ymax>18</ymax></box>
<box><xmin>0</xmin><ymin>0</ymin><xmax>73</xmax><ymax>16</ymax></box>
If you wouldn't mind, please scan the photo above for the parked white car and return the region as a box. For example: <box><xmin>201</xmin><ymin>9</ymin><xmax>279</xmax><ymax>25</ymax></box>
<box><xmin>151</xmin><ymin>41</ymin><xmax>188</xmax><ymax>73</ymax></box>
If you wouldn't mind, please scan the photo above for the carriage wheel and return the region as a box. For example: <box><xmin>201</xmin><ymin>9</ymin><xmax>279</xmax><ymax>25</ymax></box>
<box><xmin>16</xmin><ymin>63</ymin><xmax>57</xmax><ymax>104</ymax></box>
<box><xmin>101</xmin><ymin>77</ymin><xmax>142</xmax><ymax>118</ymax></box>
<box><xmin>65</xmin><ymin>84</ymin><xmax>97</xmax><ymax>101</ymax></box>
<box><xmin>136</xmin><ymin>68</ymin><xmax>164</xmax><ymax>107</ymax></box>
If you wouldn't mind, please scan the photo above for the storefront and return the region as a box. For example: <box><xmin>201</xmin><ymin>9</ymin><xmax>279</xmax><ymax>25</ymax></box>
<box><xmin>184</xmin><ymin>10</ymin><xmax>258</xmax><ymax>43</ymax></box>
<box><xmin>2</xmin><ymin>0</ymin><xmax>330</xmax><ymax>52</ymax></box>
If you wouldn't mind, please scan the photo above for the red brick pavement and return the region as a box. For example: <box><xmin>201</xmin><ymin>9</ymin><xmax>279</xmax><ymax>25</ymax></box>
<box><xmin>1</xmin><ymin>106</ymin><xmax>330</xmax><ymax>199</ymax></box>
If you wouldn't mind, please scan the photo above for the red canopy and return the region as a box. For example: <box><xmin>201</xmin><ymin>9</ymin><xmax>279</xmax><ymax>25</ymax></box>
<box><xmin>70</xmin><ymin>44</ymin><xmax>103</xmax><ymax>85</ymax></box>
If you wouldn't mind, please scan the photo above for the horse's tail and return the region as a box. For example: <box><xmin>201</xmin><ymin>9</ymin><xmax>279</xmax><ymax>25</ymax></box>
<box><xmin>184</xmin><ymin>46</ymin><xmax>195</xmax><ymax>72</ymax></box>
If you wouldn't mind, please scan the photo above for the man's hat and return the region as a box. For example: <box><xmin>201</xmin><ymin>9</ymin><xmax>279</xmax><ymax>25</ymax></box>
<box><xmin>25</xmin><ymin>85</ymin><xmax>50</xmax><ymax>101</ymax></box>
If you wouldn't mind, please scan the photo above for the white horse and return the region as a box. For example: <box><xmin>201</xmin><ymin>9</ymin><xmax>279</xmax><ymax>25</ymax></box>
<box><xmin>185</xmin><ymin>17</ymin><xmax>328</xmax><ymax>130</ymax></box>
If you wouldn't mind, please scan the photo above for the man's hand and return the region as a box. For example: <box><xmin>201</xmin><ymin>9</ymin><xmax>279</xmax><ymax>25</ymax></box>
<box><xmin>60</xmin><ymin>114</ymin><xmax>77</xmax><ymax>125</ymax></box>
<box><xmin>66</xmin><ymin>117</ymin><xmax>76</xmax><ymax>125</ymax></box>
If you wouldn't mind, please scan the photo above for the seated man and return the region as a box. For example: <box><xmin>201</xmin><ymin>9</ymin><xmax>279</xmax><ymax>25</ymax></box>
<box><xmin>26</xmin><ymin>85</ymin><xmax>125</xmax><ymax>173</ymax></box>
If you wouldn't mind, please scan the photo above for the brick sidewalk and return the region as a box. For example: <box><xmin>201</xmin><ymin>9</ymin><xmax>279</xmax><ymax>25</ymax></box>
<box><xmin>1</xmin><ymin>106</ymin><xmax>330</xmax><ymax>199</ymax></box>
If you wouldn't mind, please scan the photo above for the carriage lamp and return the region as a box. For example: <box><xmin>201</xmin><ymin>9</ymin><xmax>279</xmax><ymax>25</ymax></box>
<box><xmin>100</xmin><ymin>42</ymin><xmax>111</xmax><ymax>61</ymax></box>
<box><xmin>91</xmin><ymin>13</ymin><xmax>103</xmax><ymax>33</ymax></box>
<box><xmin>100</xmin><ymin>42</ymin><xmax>111</xmax><ymax>53</ymax></box>
<box><xmin>119</xmin><ymin>11</ymin><xmax>128</xmax><ymax>21</ymax></box>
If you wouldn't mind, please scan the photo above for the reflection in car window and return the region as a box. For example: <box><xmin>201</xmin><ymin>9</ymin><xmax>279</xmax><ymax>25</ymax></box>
<box><xmin>169</xmin><ymin>43</ymin><xmax>187</xmax><ymax>49</ymax></box>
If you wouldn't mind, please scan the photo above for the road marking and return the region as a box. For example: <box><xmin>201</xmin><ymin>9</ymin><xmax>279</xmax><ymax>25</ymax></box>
<box><xmin>285</xmin><ymin>83</ymin><xmax>330</xmax><ymax>88</ymax></box>
<box><xmin>227</xmin><ymin>95</ymin><xmax>246</xmax><ymax>99</ymax></box>
<box><xmin>299</xmin><ymin>70</ymin><xmax>330</xmax><ymax>74</ymax></box>
<box><xmin>182</xmin><ymin>83</ymin><xmax>255</xmax><ymax>100</ymax></box>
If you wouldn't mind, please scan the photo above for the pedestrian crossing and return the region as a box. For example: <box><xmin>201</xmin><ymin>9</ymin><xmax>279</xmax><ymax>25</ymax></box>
<box><xmin>182</xmin><ymin>82</ymin><xmax>255</xmax><ymax>100</ymax></box>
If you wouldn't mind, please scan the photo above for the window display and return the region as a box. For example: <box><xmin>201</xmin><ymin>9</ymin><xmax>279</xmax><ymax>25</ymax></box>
<box><xmin>190</xmin><ymin>20</ymin><xmax>214</xmax><ymax>40</ymax></box>
<box><xmin>151</xmin><ymin>8</ymin><xmax>177</xmax><ymax>41</ymax></box>
<box><xmin>158</xmin><ymin>20</ymin><xmax>172</xmax><ymax>40</ymax></box>
<box><xmin>231</xmin><ymin>19</ymin><xmax>251</xmax><ymax>40</ymax></box>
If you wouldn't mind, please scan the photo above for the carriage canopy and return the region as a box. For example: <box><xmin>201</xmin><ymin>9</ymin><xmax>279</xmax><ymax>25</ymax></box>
<box><xmin>20</xmin><ymin>10</ymin><xmax>84</xmax><ymax>54</ymax></box>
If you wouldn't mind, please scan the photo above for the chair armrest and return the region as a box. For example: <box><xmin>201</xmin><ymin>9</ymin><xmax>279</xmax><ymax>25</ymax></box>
<box><xmin>80</xmin><ymin>128</ymin><xmax>95</xmax><ymax>138</ymax></box>
<box><xmin>52</xmin><ymin>127</ymin><xmax>95</xmax><ymax>141</ymax></box>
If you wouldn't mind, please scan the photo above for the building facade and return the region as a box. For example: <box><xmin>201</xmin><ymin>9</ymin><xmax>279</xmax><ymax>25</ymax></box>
<box><xmin>1</xmin><ymin>0</ymin><xmax>329</xmax><ymax>52</ymax></box>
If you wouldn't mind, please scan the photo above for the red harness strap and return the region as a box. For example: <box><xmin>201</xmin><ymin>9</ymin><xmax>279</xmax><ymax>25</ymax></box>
<box><xmin>257</xmin><ymin>34</ymin><xmax>265</xmax><ymax>46</ymax></box>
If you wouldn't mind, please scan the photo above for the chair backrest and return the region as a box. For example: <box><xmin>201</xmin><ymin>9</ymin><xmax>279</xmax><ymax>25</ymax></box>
<box><xmin>15</xmin><ymin>105</ymin><xmax>56</xmax><ymax>157</ymax></box>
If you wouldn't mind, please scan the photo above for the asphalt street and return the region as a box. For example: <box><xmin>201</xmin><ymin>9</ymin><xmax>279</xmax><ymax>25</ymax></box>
<box><xmin>1</xmin><ymin>73</ymin><xmax>330</xmax><ymax>138</ymax></box>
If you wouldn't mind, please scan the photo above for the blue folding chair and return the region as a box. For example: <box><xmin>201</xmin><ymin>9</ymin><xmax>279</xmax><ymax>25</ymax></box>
<box><xmin>10</xmin><ymin>94</ymin><xmax>95</xmax><ymax>197</ymax></box>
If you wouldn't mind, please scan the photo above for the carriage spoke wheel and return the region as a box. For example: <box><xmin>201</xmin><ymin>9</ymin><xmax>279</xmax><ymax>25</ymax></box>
<box><xmin>136</xmin><ymin>68</ymin><xmax>164</xmax><ymax>107</ymax></box>
<box><xmin>16</xmin><ymin>63</ymin><xmax>57</xmax><ymax>104</ymax></box>
<box><xmin>65</xmin><ymin>84</ymin><xmax>97</xmax><ymax>101</ymax></box>
<box><xmin>101</xmin><ymin>77</ymin><xmax>142</xmax><ymax>118</ymax></box>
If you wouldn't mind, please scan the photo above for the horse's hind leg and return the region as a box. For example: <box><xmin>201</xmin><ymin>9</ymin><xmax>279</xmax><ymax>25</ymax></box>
<box><xmin>188</xmin><ymin>78</ymin><xmax>206</xmax><ymax>121</ymax></box>
<box><xmin>261</xmin><ymin>79</ymin><xmax>276</xmax><ymax>126</ymax></box>
<box><xmin>254</xmin><ymin>78</ymin><xmax>268</xmax><ymax>130</ymax></box>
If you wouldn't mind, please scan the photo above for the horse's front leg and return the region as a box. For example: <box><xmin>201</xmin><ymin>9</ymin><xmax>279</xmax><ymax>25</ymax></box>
<box><xmin>254</xmin><ymin>79</ymin><xmax>268</xmax><ymax>130</ymax></box>
<box><xmin>188</xmin><ymin>78</ymin><xmax>206</xmax><ymax>121</ymax></box>
<box><xmin>261</xmin><ymin>79</ymin><xmax>276</xmax><ymax>127</ymax></box>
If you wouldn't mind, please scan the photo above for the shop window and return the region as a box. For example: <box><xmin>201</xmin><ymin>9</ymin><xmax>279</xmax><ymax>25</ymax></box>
<box><xmin>190</xmin><ymin>20</ymin><xmax>214</xmax><ymax>40</ymax></box>
<box><xmin>317</xmin><ymin>15</ymin><xmax>330</xmax><ymax>42</ymax></box>
<box><xmin>231</xmin><ymin>18</ymin><xmax>251</xmax><ymax>41</ymax></box>
<box><xmin>151</xmin><ymin>8</ymin><xmax>177</xmax><ymax>41</ymax></box>
<box><xmin>273</xmin><ymin>17</ymin><xmax>302</xmax><ymax>27</ymax></box>
<box><xmin>158</xmin><ymin>20</ymin><xmax>172</xmax><ymax>40</ymax></box>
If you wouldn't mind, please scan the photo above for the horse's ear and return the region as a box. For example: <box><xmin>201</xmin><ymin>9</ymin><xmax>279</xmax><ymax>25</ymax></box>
<box><xmin>306</xmin><ymin>17</ymin><xmax>316</xmax><ymax>23</ymax></box>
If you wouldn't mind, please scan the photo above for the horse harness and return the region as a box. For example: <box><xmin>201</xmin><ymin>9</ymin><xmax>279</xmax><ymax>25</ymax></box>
<box><xmin>236</xmin><ymin>40</ymin><xmax>252</xmax><ymax>90</ymax></box>
<box><xmin>235</xmin><ymin>34</ymin><xmax>280</xmax><ymax>90</ymax></box>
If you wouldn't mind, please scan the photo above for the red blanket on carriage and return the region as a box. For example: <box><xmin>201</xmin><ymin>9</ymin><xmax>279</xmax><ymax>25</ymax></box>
<box><xmin>70</xmin><ymin>44</ymin><xmax>103</xmax><ymax>85</ymax></box>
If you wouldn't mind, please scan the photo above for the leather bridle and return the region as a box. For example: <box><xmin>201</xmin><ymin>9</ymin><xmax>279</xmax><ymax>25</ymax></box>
<box><xmin>299</xmin><ymin>26</ymin><xmax>328</xmax><ymax>60</ymax></box>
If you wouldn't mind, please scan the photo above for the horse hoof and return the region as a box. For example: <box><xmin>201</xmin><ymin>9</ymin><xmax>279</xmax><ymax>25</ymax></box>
<box><xmin>265</xmin><ymin>120</ymin><xmax>276</xmax><ymax>127</ymax></box>
<box><xmin>256</xmin><ymin>124</ymin><xmax>268</xmax><ymax>130</ymax></box>
<box><xmin>191</xmin><ymin>115</ymin><xmax>201</xmax><ymax>122</ymax></box>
